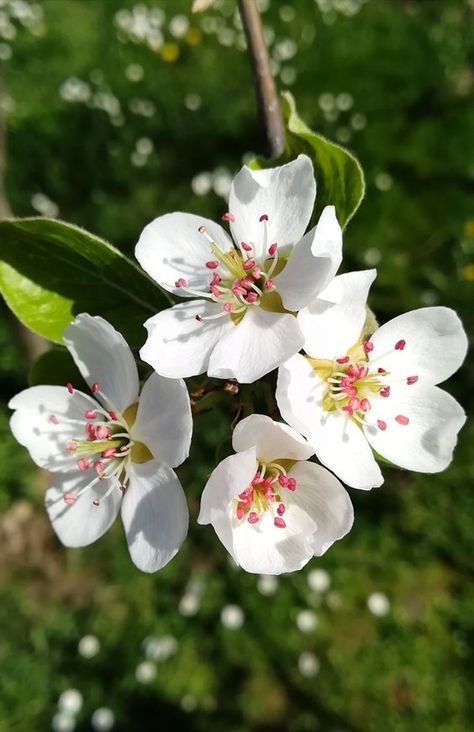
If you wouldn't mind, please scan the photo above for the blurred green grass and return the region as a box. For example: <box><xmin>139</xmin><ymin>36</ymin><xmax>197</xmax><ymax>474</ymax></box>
<box><xmin>0</xmin><ymin>0</ymin><xmax>473</xmax><ymax>730</ymax></box>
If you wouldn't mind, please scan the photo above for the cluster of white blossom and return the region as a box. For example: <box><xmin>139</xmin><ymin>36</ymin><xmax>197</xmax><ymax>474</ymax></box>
<box><xmin>9</xmin><ymin>155</ymin><xmax>467</xmax><ymax>575</ymax></box>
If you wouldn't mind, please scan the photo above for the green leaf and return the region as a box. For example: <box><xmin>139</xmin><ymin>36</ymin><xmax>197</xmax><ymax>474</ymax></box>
<box><xmin>252</xmin><ymin>92</ymin><xmax>365</xmax><ymax>228</ymax></box>
<box><xmin>29</xmin><ymin>348</ymin><xmax>88</xmax><ymax>391</ymax></box>
<box><xmin>0</xmin><ymin>217</ymin><xmax>171</xmax><ymax>347</ymax></box>
<box><xmin>282</xmin><ymin>92</ymin><xmax>365</xmax><ymax>226</ymax></box>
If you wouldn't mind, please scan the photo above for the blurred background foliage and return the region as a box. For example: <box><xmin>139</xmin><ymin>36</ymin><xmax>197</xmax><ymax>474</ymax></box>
<box><xmin>0</xmin><ymin>0</ymin><xmax>473</xmax><ymax>730</ymax></box>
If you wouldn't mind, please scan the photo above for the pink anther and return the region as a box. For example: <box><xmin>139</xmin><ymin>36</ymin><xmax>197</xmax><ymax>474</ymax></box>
<box><xmin>264</xmin><ymin>279</ymin><xmax>274</xmax><ymax>290</ymax></box>
<box><xmin>377</xmin><ymin>368</ymin><xmax>386</xmax><ymax>374</ymax></box>
<box><xmin>336</xmin><ymin>356</ymin><xmax>350</xmax><ymax>364</ymax></box>
<box><xmin>91</xmin><ymin>382</ymin><xmax>100</xmax><ymax>394</ymax></box>
<box><xmin>223</xmin><ymin>303</ymin><xmax>233</xmax><ymax>312</ymax></box>
<box><xmin>63</xmin><ymin>493</ymin><xmax>77</xmax><ymax>505</ymax></box>
<box><xmin>407</xmin><ymin>375</ymin><xmax>418</xmax><ymax>385</ymax></box>
<box><xmin>395</xmin><ymin>414</ymin><xmax>409</xmax><ymax>425</ymax></box>
<box><xmin>241</xmin><ymin>242</ymin><xmax>252</xmax><ymax>252</ymax></box>
<box><xmin>248</xmin><ymin>512</ymin><xmax>259</xmax><ymax>524</ymax></box>
<box><xmin>84</xmin><ymin>410</ymin><xmax>96</xmax><ymax>419</ymax></box>
<box><xmin>77</xmin><ymin>458</ymin><xmax>89</xmax><ymax>471</ymax></box>
<box><xmin>48</xmin><ymin>415</ymin><xmax>59</xmax><ymax>424</ymax></box>
<box><xmin>252</xmin><ymin>266</ymin><xmax>262</xmax><ymax>279</ymax></box>
<box><xmin>246</xmin><ymin>292</ymin><xmax>258</xmax><ymax>303</ymax></box>
<box><xmin>96</xmin><ymin>425</ymin><xmax>110</xmax><ymax>440</ymax></box>
<box><xmin>205</xmin><ymin>260</ymin><xmax>219</xmax><ymax>270</ymax></box>
<box><xmin>66</xmin><ymin>383</ymin><xmax>74</xmax><ymax>394</ymax></box>
<box><xmin>277</xmin><ymin>503</ymin><xmax>286</xmax><ymax>516</ymax></box>
<box><xmin>377</xmin><ymin>420</ymin><xmax>387</xmax><ymax>431</ymax></box>
<box><xmin>211</xmin><ymin>272</ymin><xmax>221</xmax><ymax>286</ymax></box>
<box><xmin>363</xmin><ymin>340</ymin><xmax>374</xmax><ymax>353</ymax></box>
<box><xmin>240</xmin><ymin>276</ymin><xmax>254</xmax><ymax>289</ymax></box>
<box><xmin>286</xmin><ymin>477</ymin><xmax>297</xmax><ymax>491</ymax></box>
<box><xmin>175</xmin><ymin>278</ymin><xmax>187</xmax><ymax>287</ymax></box>
<box><xmin>101</xmin><ymin>447</ymin><xmax>116</xmax><ymax>458</ymax></box>
<box><xmin>221</xmin><ymin>212</ymin><xmax>235</xmax><ymax>222</ymax></box>
<box><xmin>395</xmin><ymin>339</ymin><xmax>406</xmax><ymax>350</ymax></box>
<box><xmin>274</xmin><ymin>517</ymin><xmax>286</xmax><ymax>528</ymax></box>
<box><xmin>66</xmin><ymin>441</ymin><xmax>77</xmax><ymax>453</ymax></box>
<box><xmin>195</xmin><ymin>314</ymin><xmax>203</xmax><ymax>322</ymax></box>
<box><xmin>259</xmin><ymin>214</ymin><xmax>269</xmax><ymax>222</ymax></box>
<box><xmin>109</xmin><ymin>411</ymin><xmax>118</xmax><ymax>421</ymax></box>
<box><xmin>278</xmin><ymin>475</ymin><xmax>288</xmax><ymax>488</ymax></box>
<box><xmin>236</xmin><ymin>506</ymin><xmax>245</xmax><ymax>520</ymax></box>
<box><xmin>268</xmin><ymin>242</ymin><xmax>277</xmax><ymax>256</ymax></box>
<box><xmin>380</xmin><ymin>386</ymin><xmax>391</xmax><ymax>398</ymax></box>
<box><xmin>243</xmin><ymin>258</ymin><xmax>256</xmax><ymax>271</ymax></box>
<box><xmin>211</xmin><ymin>285</ymin><xmax>221</xmax><ymax>298</ymax></box>
<box><xmin>359</xmin><ymin>398</ymin><xmax>370</xmax><ymax>412</ymax></box>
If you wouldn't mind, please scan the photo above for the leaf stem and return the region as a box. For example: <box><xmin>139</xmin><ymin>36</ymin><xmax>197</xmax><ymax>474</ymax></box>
<box><xmin>238</xmin><ymin>0</ymin><xmax>284</xmax><ymax>159</ymax></box>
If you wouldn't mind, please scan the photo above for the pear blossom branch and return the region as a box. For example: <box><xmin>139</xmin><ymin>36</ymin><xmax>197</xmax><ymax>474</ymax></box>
<box><xmin>238</xmin><ymin>0</ymin><xmax>284</xmax><ymax>158</ymax></box>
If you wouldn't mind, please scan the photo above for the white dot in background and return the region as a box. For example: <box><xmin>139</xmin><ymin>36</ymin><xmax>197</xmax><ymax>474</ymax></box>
<box><xmin>221</xmin><ymin>604</ymin><xmax>244</xmax><ymax>630</ymax></box>
<box><xmin>131</xmin><ymin>151</ymin><xmax>147</xmax><ymax>167</ymax></box>
<box><xmin>351</xmin><ymin>112</ymin><xmax>367</xmax><ymax>130</ymax></box>
<box><xmin>169</xmin><ymin>14</ymin><xmax>189</xmax><ymax>39</ymax></box>
<box><xmin>257</xmin><ymin>574</ymin><xmax>279</xmax><ymax>596</ymax></box>
<box><xmin>31</xmin><ymin>192</ymin><xmax>59</xmax><ymax>218</ymax></box>
<box><xmin>274</xmin><ymin>38</ymin><xmax>297</xmax><ymax>61</ymax></box>
<box><xmin>179</xmin><ymin>592</ymin><xmax>200</xmax><ymax>617</ymax></box>
<box><xmin>374</xmin><ymin>172</ymin><xmax>393</xmax><ymax>192</ymax></box>
<box><xmin>0</xmin><ymin>43</ymin><xmax>12</xmax><ymax>60</ymax></box>
<box><xmin>326</xmin><ymin>591</ymin><xmax>342</xmax><ymax>610</ymax></box>
<box><xmin>420</xmin><ymin>290</ymin><xmax>438</xmax><ymax>306</ymax></box>
<box><xmin>318</xmin><ymin>92</ymin><xmax>335</xmax><ymax>112</ymax></box>
<box><xmin>58</xmin><ymin>689</ymin><xmax>82</xmax><ymax>716</ymax></box>
<box><xmin>298</xmin><ymin>652</ymin><xmax>320</xmax><ymax>678</ymax></box>
<box><xmin>191</xmin><ymin>172</ymin><xmax>212</xmax><ymax>196</ymax></box>
<box><xmin>367</xmin><ymin>592</ymin><xmax>390</xmax><ymax>617</ymax></box>
<box><xmin>143</xmin><ymin>634</ymin><xmax>178</xmax><ymax>662</ymax></box>
<box><xmin>307</xmin><ymin>569</ymin><xmax>331</xmax><ymax>593</ymax></box>
<box><xmin>91</xmin><ymin>708</ymin><xmax>115</xmax><ymax>731</ymax></box>
<box><xmin>280</xmin><ymin>66</ymin><xmax>297</xmax><ymax>86</ymax></box>
<box><xmin>52</xmin><ymin>712</ymin><xmax>75</xmax><ymax>732</ymax></box>
<box><xmin>217</xmin><ymin>28</ymin><xmax>235</xmax><ymax>47</ymax></box>
<box><xmin>78</xmin><ymin>634</ymin><xmax>100</xmax><ymax>659</ymax></box>
<box><xmin>336</xmin><ymin>92</ymin><xmax>354</xmax><ymax>111</ymax></box>
<box><xmin>280</xmin><ymin>5</ymin><xmax>296</xmax><ymax>22</ymax></box>
<box><xmin>136</xmin><ymin>137</ymin><xmax>154</xmax><ymax>156</ymax></box>
<box><xmin>257</xmin><ymin>0</ymin><xmax>270</xmax><ymax>12</ymax></box>
<box><xmin>212</xmin><ymin>167</ymin><xmax>232</xmax><ymax>199</ymax></box>
<box><xmin>150</xmin><ymin>7</ymin><xmax>165</xmax><ymax>27</ymax></box>
<box><xmin>364</xmin><ymin>247</ymin><xmax>381</xmax><ymax>266</ymax></box>
<box><xmin>59</xmin><ymin>77</ymin><xmax>91</xmax><ymax>103</ymax></box>
<box><xmin>296</xmin><ymin>610</ymin><xmax>318</xmax><ymax>633</ymax></box>
<box><xmin>181</xmin><ymin>694</ymin><xmax>197</xmax><ymax>713</ymax></box>
<box><xmin>136</xmin><ymin>660</ymin><xmax>157</xmax><ymax>683</ymax></box>
<box><xmin>185</xmin><ymin>93</ymin><xmax>202</xmax><ymax>111</ymax></box>
<box><xmin>336</xmin><ymin>126</ymin><xmax>352</xmax><ymax>143</ymax></box>
<box><xmin>125</xmin><ymin>63</ymin><xmax>144</xmax><ymax>82</ymax></box>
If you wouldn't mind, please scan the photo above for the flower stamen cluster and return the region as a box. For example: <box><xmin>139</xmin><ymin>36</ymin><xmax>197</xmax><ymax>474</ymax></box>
<box><xmin>234</xmin><ymin>461</ymin><xmax>297</xmax><ymax>529</ymax></box>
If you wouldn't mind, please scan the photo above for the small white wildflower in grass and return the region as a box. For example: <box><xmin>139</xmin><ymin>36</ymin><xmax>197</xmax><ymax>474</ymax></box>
<box><xmin>364</xmin><ymin>247</ymin><xmax>381</xmax><ymax>266</ymax></box>
<box><xmin>78</xmin><ymin>634</ymin><xmax>100</xmax><ymax>659</ymax></box>
<box><xmin>179</xmin><ymin>592</ymin><xmax>200</xmax><ymax>617</ymax></box>
<box><xmin>367</xmin><ymin>592</ymin><xmax>390</xmax><ymax>617</ymax></box>
<box><xmin>375</xmin><ymin>172</ymin><xmax>393</xmax><ymax>191</ymax></box>
<box><xmin>31</xmin><ymin>192</ymin><xmax>59</xmax><ymax>218</ymax></box>
<box><xmin>351</xmin><ymin>112</ymin><xmax>367</xmax><ymax>130</ymax></box>
<box><xmin>336</xmin><ymin>92</ymin><xmax>354</xmax><ymax>111</ymax></box>
<box><xmin>58</xmin><ymin>689</ymin><xmax>82</xmax><ymax>715</ymax></box>
<box><xmin>52</xmin><ymin>712</ymin><xmax>75</xmax><ymax>732</ymax></box>
<box><xmin>191</xmin><ymin>172</ymin><xmax>212</xmax><ymax>196</ymax></box>
<box><xmin>169</xmin><ymin>14</ymin><xmax>189</xmax><ymax>38</ymax></box>
<box><xmin>296</xmin><ymin>609</ymin><xmax>318</xmax><ymax>633</ymax></box>
<box><xmin>136</xmin><ymin>660</ymin><xmax>157</xmax><ymax>683</ymax></box>
<box><xmin>307</xmin><ymin>569</ymin><xmax>331</xmax><ymax>593</ymax></box>
<box><xmin>298</xmin><ymin>652</ymin><xmax>320</xmax><ymax>677</ymax></box>
<box><xmin>91</xmin><ymin>707</ymin><xmax>115</xmax><ymax>731</ymax></box>
<box><xmin>125</xmin><ymin>63</ymin><xmax>144</xmax><ymax>82</ymax></box>
<box><xmin>143</xmin><ymin>634</ymin><xmax>178</xmax><ymax>661</ymax></box>
<box><xmin>185</xmin><ymin>93</ymin><xmax>202</xmax><ymax>111</ymax></box>
<box><xmin>257</xmin><ymin>574</ymin><xmax>278</xmax><ymax>596</ymax></box>
<box><xmin>221</xmin><ymin>604</ymin><xmax>244</xmax><ymax>629</ymax></box>
<box><xmin>181</xmin><ymin>695</ymin><xmax>197</xmax><ymax>712</ymax></box>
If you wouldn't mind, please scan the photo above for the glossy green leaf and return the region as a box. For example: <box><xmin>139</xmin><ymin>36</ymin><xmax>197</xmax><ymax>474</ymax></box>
<box><xmin>281</xmin><ymin>92</ymin><xmax>365</xmax><ymax>226</ymax></box>
<box><xmin>0</xmin><ymin>217</ymin><xmax>171</xmax><ymax>346</ymax></box>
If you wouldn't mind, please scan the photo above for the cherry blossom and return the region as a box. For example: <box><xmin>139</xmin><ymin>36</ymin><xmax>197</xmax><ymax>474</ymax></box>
<box><xmin>276</xmin><ymin>270</ymin><xmax>467</xmax><ymax>489</ymax></box>
<box><xmin>9</xmin><ymin>314</ymin><xmax>192</xmax><ymax>572</ymax></box>
<box><xmin>135</xmin><ymin>155</ymin><xmax>342</xmax><ymax>383</ymax></box>
<box><xmin>198</xmin><ymin>414</ymin><xmax>353</xmax><ymax>574</ymax></box>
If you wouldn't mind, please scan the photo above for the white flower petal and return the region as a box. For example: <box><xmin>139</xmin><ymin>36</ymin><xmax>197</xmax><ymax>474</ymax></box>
<box><xmin>365</xmin><ymin>383</ymin><xmax>466</xmax><ymax>473</ymax></box>
<box><xmin>277</xmin><ymin>355</ymin><xmax>383</xmax><ymax>489</ymax></box>
<box><xmin>63</xmin><ymin>314</ymin><xmax>139</xmax><ymax>413</ymax></box>
<box><xmin>121</xmin><ymin>460</ymin><xmax>189</xmax><ymax>573</ymax></box>
<box><xmin>45</xmin><ymin>473</ymin><xmax>121</xmax><ymax>547</ymax></box>
<box><xmin>132</xmin><ymin>373</ymin><xmax>192</xmax><ymax>468</ymax></box>
<box><xmin>288</xmin><ymin>461</ymin><xmax>353</xmax><ymax>555</ymax></box>
<box><xmin>198</xmin><ymin>447</ymin><xmax>257</xmax><ymax>525</ymax></box>
<box><xmin>297</xmin><ymin>269</ymin><xmax>376</xmax><ymax>359</ymax></box>
<box><xmin>208</xmin><ymin>308</ymin><xmax>304</xmax><ymax>383</ymax></box>
<box><xmin>232</xmin><ymin>414</ymin><xmax>314</xmax><ymax>463</ymax></box>
<box><xmin>368</xmin><ymin>307</ymin><xmax>468</xmax><ymax>385</ymax></box>
<box><xmin>9</xmin><ymin>386</ymin><xmax>97</xmax><ymax>472</ymax></box>
<box><xmin>231</xmin><ymin>504</ymin><xmax>316</xmax><ymax>574</ymax></box>
<box><xmin>140</xmin><ymin>300</ymin><xmax>233</xmax><ymax>379</ymax></box>
<box><xmin>135</xmin><ymin>212</ymin><xmax>232</xmax><ymax>296</ymax></box>
<box><xmin>228</xmin><ymin>155</ymin><xmax>316</xmax><ymax>261</ymax></box>
<box><xmin>274</xmin><ymin>206</ymin><xmax>343</xmax><ymax>311</ymax></box>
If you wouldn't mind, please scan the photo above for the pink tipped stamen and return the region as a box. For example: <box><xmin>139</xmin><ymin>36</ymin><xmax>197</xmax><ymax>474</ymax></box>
<box><xmin>274</xmin><ymin>517</ymin><xmax>286</xmax><ymax>529</ymax></box>
<box><xmin>336</xmin><ymin>356</ymin><xmax>350</xmax><ymax>364</ymax></box>
<box><xmin>101</xmin><ymin>447</ymin><xmax>117</xmax><ymax>459</ymax></box>
<box><xmin>277</xmin><ymin>503</ymin><xmax>286</xmax><ymax>516</ymax></box>
<box><xmin>63</xmin><ymin>493</ymin><xmax>77</xmax><ymax>505</ymax></box>
<box><xmin>66</xmin><ymin>383</ymin><xmax>74</xmax><ymax>394</ymax></box>
<box><xmin>175</xmin><ymin>277</ymin><xmax>187</xmax><ymax>287</ymax></box>
<box><xmin>49</xmin><ymin>415</ymin><xmax>59</xmax><ymax>425</ymax></box>
<box><xmin>380</xmin><ymin>386</ymin><xmax>391</xmax><ymax>398</ymax></box>
<box><xmin>286</xmin><ymin>478</ymin><xmax>297</xmax><ymax>491</ymax></box>
<box><xmin>407</xmin><ymin>375</ymin><xmax>418</xmax><ymax>385</ymax></box>
<box><xmin>195</xmin><ymin>314</ymin><xmax>203</xmax><ymax>322</ymax></box>
<box><xmin>91</xmin><ymin>383</ymin><xmax>100</xmax><ymax>394</ymax></box>
<box><xmin>252</xmin><ymin>266</ymin><xmax>262</xmax><ymax>279</ymax></box>
<box><xmin>378</xmin><ymin>368</ymin><xmax>386</xmax><ymax>374</ymax></box>
<box><xmin>377</xmin><ymin>420</ymin><xmax>387</xmax><ymax>431</ymax></box>
<box><xmin>109</xmin><ymin>411</ymin><xmax>118</xmax><ymax>421</ymax></box>
<box><xmin>205</xmin><ymin>260</ymin><xmax>219</xmax><ymax>270</ymax></box>
<box><xmin>248</xmin><ymin>512</ymin><xmax>259</xmax><ymax>524</ymax></box>
<box><xmin>223</xmin><ymin>303</ymin><xmax>233</xmax><ymax>312</ymax></box>
<box><xmin>268</xmin><ymin>242</ymin><xmax>277</xmax><ymax>256</ymax></box>
<box><xmin>363</xmin><ymin>341</ymin><xmax>374</xmax><ymax>353</ymax></box>
<box><xmin>395</xmin><ymin>414</ymin><xmax>410</xmax><ymax>425</ymax></box>
<box><xmin>84</xmin><ymin>410</ymin><xmax>96</xmax><ymax>419</ymax></box>
<box><xmin>245</xmin><ymin>292</ymin><xmax>258</xmax><ymax>304</ymax></box>
<box><xmin>96</xmin><ymin>425</ymin><xmax>111</xmax><ymax>440</ymax></box>
<box><xmin>221</xmin><ymin>212</ymin><xmax>235</xmax><ymax>222</ymax></box>
<box><xmin>395</xmin><ymin>339</ymin><xmax>406</xmax><ymax>351</ymax></box>
<box><xmin>259</xmin><ymin>214</ymin><xmax>269</xmax><ymax>222</ymax></box>
<box><xmin>264</xmin><ymin>279</ymin><xmax>274</xmax><ymax>290</ymax></box>
<box><xmin>241</xmin><ymin>242</ymin><xmax>252</xmax><ymax>252</ymax></box>
<box><xmin>243</xmin><ymin>258</ymin><xmax>256</xmax><ymax>271</ymax></box>
<box><xmin>77</xmin><ymin>458</ymin><xmax>89</xmax><ymax>471</ymax></box>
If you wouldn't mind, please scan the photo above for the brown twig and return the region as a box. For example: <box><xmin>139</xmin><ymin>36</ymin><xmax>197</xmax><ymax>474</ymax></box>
<box><xmin>238</xmin><ymin>0</ymin><xmax>284</xmax><ymax>158</ymax></box>
<box><xmin>0</xmin><ymin>68</ymin><xmax>49</xmax><ymax>362</ymax></box>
